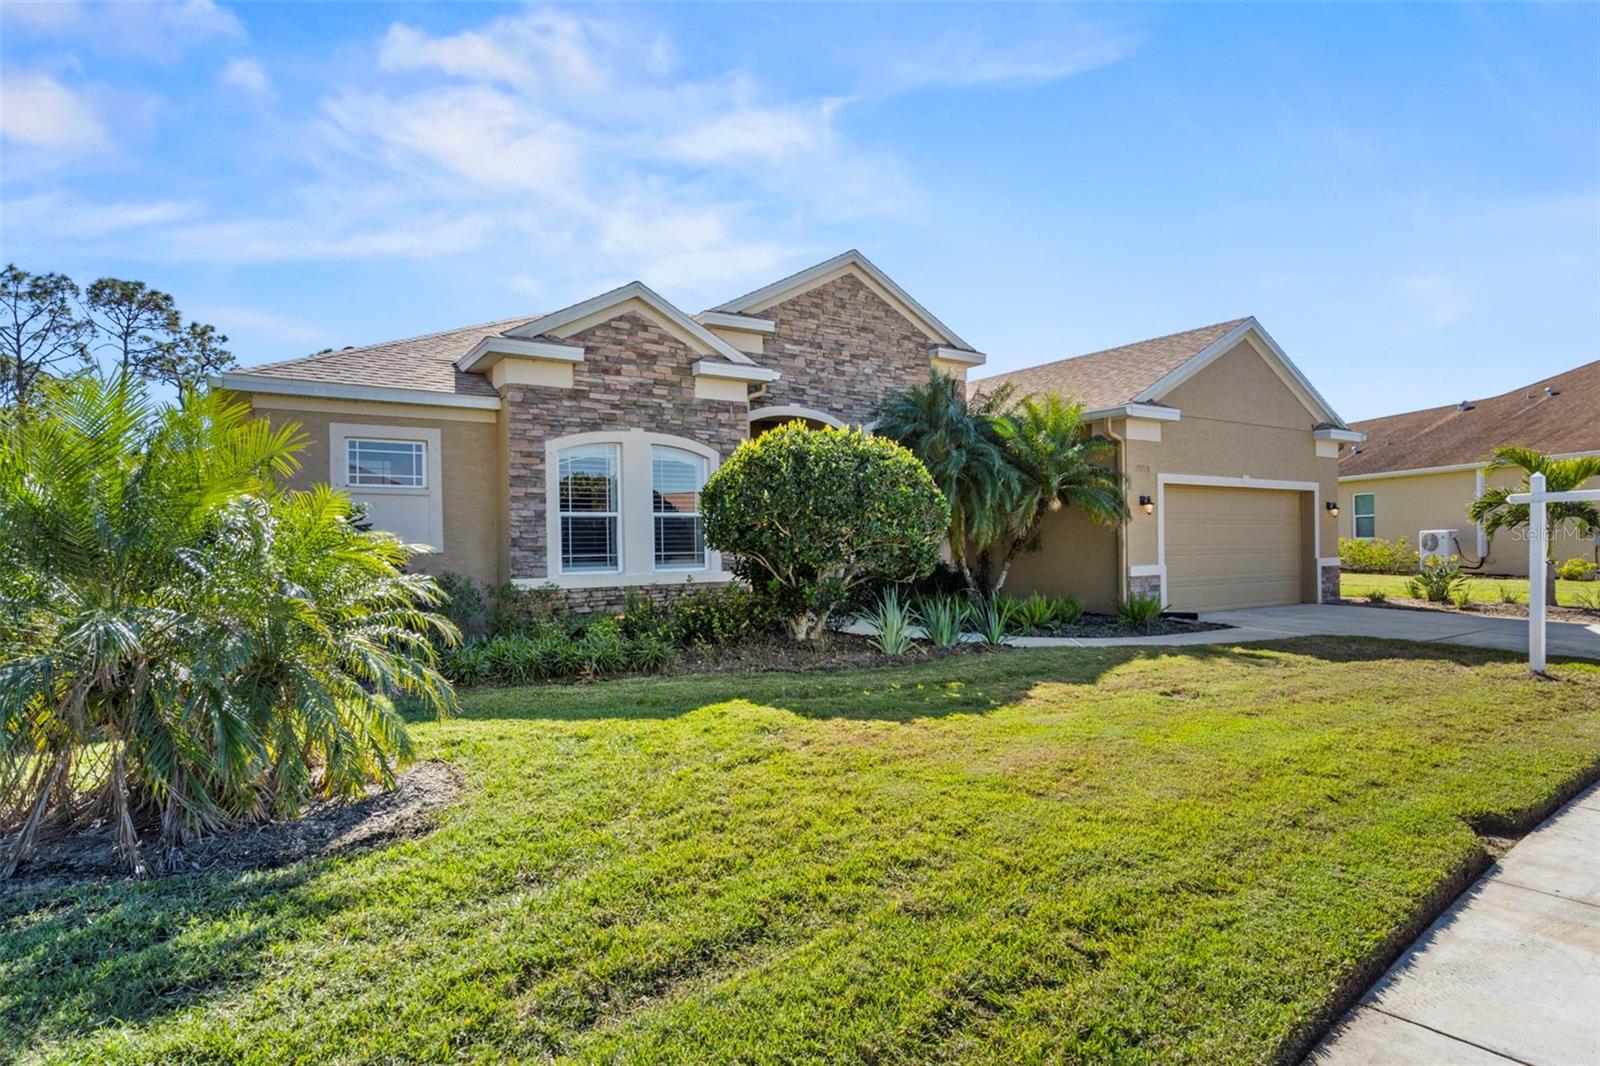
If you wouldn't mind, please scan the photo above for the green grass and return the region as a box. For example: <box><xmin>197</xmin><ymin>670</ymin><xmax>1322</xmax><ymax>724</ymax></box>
<box><xmin>5</xmin><ymin>639</ymin><xmax>1599</xmax><ymax>1064</ymax></box>
<box><xmin>1341</xmin><ymin>571</ymin><xmax>1599</xmax><ymax>607</ymax></box>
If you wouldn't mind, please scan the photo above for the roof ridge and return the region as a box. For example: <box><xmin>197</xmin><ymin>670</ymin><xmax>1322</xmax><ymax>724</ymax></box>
<box><xmin>1350</xmin><ymin>357</ymin><xmax>1600</xmax><ymax>428</ymax></box>
<box><xmin>244</xmin><ymin>313</ymin><xmax>544</xmax><ymax>374</ymax></box>
<box><xmin>980</xmin><ymin>317</ymin><xmax>1249</xmax><ymax>382</ymax></box>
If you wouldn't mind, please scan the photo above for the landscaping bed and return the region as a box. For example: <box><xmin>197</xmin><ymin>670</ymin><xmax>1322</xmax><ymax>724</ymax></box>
<box><xmin>1018</xmin><ymin>612</ymin><xmax>1231</xmax><ymax>638</ymax></box>
<box><xmin>3</xmin><ymin>761</ymin><xmax>463</xmax><ymax>890</ymax></box>
<box><xmin>1335</xmin><ymin>595</ymin><xmax>1600</xmax><ymax>624</ymax></box>
<box><xmin>6</xmin><ymin>638</ymin><xmax>1598</xmax><ymax>1064</ymax></box>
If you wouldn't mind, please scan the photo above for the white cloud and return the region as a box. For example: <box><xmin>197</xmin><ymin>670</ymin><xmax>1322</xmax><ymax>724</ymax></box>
<box><xmin>3</xmin><ymin>0</ymin><xmax>245</xmax><ymax>57</ymax></box>
<box><xmin>4</xmin><ymin>193</ymin><xmax>197</xmax><ymax>234</ymax></box>
<box><xmin>0</xmin><ymin>73</ymin><xmax>108</xmax><ymax>152</ymax></box>
<box><xmin>220</xmin><ymin>57</ymin><xmax>273</xmax><ymax>100</ymax></box>
<box><xmin>881</xmin><ymin>20</ymin><xmax>1137</xmax><ymax>91</ymax></box>
<box><xmin>377</xmin><ymin>10</ymin><xmax>607</xmax><ymax>93</ymax></box>
<box><xmin>663</xmin><ymin>101</ymin><xmax>843</xmax><ymax>165</ymax></box>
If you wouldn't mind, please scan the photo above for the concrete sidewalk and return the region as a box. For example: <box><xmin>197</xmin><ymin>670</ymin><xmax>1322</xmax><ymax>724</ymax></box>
<box><xmin>1309</xmin><ymin>785</ymin><xmax>1600</xmax><ymax>1065</ymax></box>
<box><xmin>849</xmin><ymin>603</ymin><xmax>1600</xmax><ymax>661</ymax></box>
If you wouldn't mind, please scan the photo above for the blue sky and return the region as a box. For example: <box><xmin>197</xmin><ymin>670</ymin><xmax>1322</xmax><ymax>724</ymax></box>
<box><xmin>2</xmin><ymin>1</ymin><xmax>1595</xmax><ymax>421</ymax></box>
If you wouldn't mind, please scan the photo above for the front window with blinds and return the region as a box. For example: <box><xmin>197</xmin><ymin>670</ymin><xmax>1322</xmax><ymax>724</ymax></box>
<box><xmin>1352</xmin><ymin>493</ymin><xmax>1376</xmax><ymax>539</ymax></box>
<box><xmin>347</xmin><ymin>438</ymin><xmax>425</xmax><ymax>487</ymax></box>
<box><xmin>652</xmin><ymin>446</ymin><xmax>707</xmax><ymax>569</ymax></box>
<box><xmin>558</xmin><ymin>444</ymin><xmax>620</xmax><ymax>572</ymax></box>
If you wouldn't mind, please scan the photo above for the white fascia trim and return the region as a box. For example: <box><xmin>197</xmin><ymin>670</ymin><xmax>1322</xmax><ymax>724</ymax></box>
<box><xmin>693</xmin><ymin>360</ymin><xmax>779</xmax><ymax>382</ymax></box>
<box><xmin>1337</xmin><ymin>462</ymin><xmax>1485</xmax><ymax>483</ymax></box>
<box><xmin>1083</xmin><ymin>402</ymin><xmax>1182</xmax><ymax>422</ymax></box>
<box><xmin>1128</xmin><ymin>564</ymin><xmax>1165</xmax><ymax>577</ymax></box>
<box><xmin>930</xmin><ymin>345</ymin><xmax>987</xmax><ymax>366</ymax></box>
<box><xmin>213</xmin><ymin>373</ymin><xmax>502</xmax><ymax>410</ymax></box>
<box><xmin>1314</xmin><ymin>427</ymin><xmax>1365</xmax><ymax>443</ymax></box>
<box><xmin>748</xmin><ymin>405</ymin><xmax>845</xmax><ymax>428</ymax></box>
<box><xmin>457</xmin><ymin>336</ymin><xmax>584</xmax><ymax>374</ymax></box>
<box><xmin>1135</xmin><ymin>318</ymin><xmax>1352</xmax><ymax>430</ymax></box>
<box><xmin>507</xmin><ymin>281</ymin><xmax>757</xmax><ymax>366</ymax></box>
<box><xmin>712</xmin><ymin>249</ymin><xmax>973</xmax><ymax>350</ymax></box>
<box><xmin>697</xmin><ymin>311</ymin><xmax>777</xmax><ymax>334</ymax></box>
<box><xmin>1318</xmin><ymin>556</ymin><xmax>1342</xmax><ymax>568</ymax></box>
<box><xmin>1154</xmin><ymin>473</ymin><xmax>1324</xmax><ymax>607</ymax></box>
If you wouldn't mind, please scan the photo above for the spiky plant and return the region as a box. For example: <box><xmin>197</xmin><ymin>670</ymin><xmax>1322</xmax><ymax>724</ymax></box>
<box><xmin>0</xmin><ymin>375</ymin><xmax>457</xmax><ymax>876</ymax></box>
<box><xmin>1469</xmin><ymin>446</ymin><xmax>1600</xmax><ymax>605</ymax></box>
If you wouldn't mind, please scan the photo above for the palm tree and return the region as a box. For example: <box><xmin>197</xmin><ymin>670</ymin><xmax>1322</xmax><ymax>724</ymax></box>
<box><xmin>0</xmin><ymin>375</ymin><xmax>458</xmax><ymax>876</ymax></box>
<box><xmin>1468</xmin><ymin>446</ymin><xmax>1600</xmax><ymax>606</ymax></box>
<box><xmin>985</xmin><ymin>394</ymin><xmax>1126</xmax><ymax>597</ymax></box>
<box><xmin>873</xmin><ymin>371</ymin><xmax>1017</xmax><ymax>591</ymax></box>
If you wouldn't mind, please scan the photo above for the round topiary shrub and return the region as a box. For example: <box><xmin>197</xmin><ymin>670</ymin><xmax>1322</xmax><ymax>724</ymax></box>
<box><xmin>702</xmin><ymin>423</ymin><xmax>949</xmax><ymax>641</ymax></box>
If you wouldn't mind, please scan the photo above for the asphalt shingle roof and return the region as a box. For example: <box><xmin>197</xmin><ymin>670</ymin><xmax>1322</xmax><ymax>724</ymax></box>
<box><xmin>970</xmin><ymin>319</ymin><xmax>1249</xmax><ymax>410</ymax></box>
<box><xmin>1339</xmin><ymin>360</ymin><xmax>1600</xmax><ymax>476</ymax></box>
<box><xmin>237</xmin><ymin>315</ymin><xmax>546</xmax><ymax>398</ymax></box>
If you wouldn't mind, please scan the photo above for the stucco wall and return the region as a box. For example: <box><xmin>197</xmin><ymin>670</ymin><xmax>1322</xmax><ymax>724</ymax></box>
<box><xmin>754</xmin><ymin>272</ymin><xmax>936</xmax><ymax>426</ymax></box>
<box><xmin>1123</xmin><ymin>339</ymin><xmax>1340</xmax><ymax>571</ymax></box>
<box><xmin>1338</xmin><ymin>468</ymin><xmax>1599</xmax><ymax>577</ymax></box>
<box><xmin>1001</xmin><ymin>506</ymin><xmax>1121</xmax><ymax>613</ymax></box>
<box><xmin>249</xmin><ymin>401</ymin><xmax>502</xmax><ymax>585</ymax></box>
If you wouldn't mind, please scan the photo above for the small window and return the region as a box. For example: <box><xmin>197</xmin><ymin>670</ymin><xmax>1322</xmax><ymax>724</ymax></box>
<box><xmin>347</xmin><ymin>438</ymin><xmax>425</xmax><ymax>487</ymax></box>
<box><xmin>652</xmin><ymin>446</ymin><xmax>707</xmax><ymax>569</ymax></box>
<box><xmin>558</xmin><ymin>444</ymin><xmax>620</xmax><ymax>572</ymax></box>
<box><xmin>1352</xmin><ymin>493</ymin><xmax>1375</xmax><ymax>539</ymax></box>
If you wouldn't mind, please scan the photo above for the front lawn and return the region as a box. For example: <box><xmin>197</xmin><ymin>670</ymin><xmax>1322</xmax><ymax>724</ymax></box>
<box><xmin>1340</xmin><ymin>571</ymin><xmax>1598</xmax><ymax>607</ymax></box>
<box><xmin>5</xmin><ymin>639</ymin><xmax>1599</xmax><ymax>1064</ymax></box>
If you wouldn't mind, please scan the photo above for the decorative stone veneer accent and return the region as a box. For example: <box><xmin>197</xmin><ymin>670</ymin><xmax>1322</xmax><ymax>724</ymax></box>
<box><xmin>547</xmin><ymin>580</ymin><xmax>734</xmax><ymax>616</ymax></box>
<box><xmin>503</xmin><ymin>311</ymin><xmax>748</xmax><ymax>580</ymax></box>
<box><xmin>1320</xmin><ymin>564</ymin><xmax>1341</xmax><ymax>603</ymax></box>
<box><xmin>755</xmin><ymin>273</ymin><xmax>941</xmax><ymax>426</ymax></box>
<box><xmin>1128</xmin><ymin>573</ymin><xmax>1162</xmax><ymax>602</ymax></box>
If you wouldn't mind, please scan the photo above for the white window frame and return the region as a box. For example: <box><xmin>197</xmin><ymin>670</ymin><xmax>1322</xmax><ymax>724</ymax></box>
<box><xmin>346</xmin><ymin>437</ymin><xmax>427</xmax><ymax>488</ymax></box>
<box><xmin>538</xmin><ymin>430</ymin><xmax>732</xmax><ymax>589</ymax></box>
<box><xmin>328</xmin><ymin>423</ymin><xmax>443</xmax><ymax>552</ymax></box>
<box><xmin>555</xmin><ymin>443</ymin><xmax>622</xmax><ymax>575</ymax></box>
<box><xmin>651</xmin><ymin>445</ymin><xmax>708</xmax><ymax>572</ymax></box>
<box><xmin>1352</xmin><ymin>492</ymin><xmax>1376</xmax><ymax>540</ymax></box>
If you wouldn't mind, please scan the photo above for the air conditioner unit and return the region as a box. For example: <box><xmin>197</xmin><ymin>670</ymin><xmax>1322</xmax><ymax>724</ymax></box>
<box><xmin>1418</xmin><ymin>529</ymin><xmax>1457</xmax><ymax>557</ymax></box>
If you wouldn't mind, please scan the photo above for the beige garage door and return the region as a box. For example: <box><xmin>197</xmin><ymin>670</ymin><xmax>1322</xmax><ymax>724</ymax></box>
<box><xmin>1165</xmin><ymin>486</ymin><xmax>1304</xmax><ymax>611</ymax></box>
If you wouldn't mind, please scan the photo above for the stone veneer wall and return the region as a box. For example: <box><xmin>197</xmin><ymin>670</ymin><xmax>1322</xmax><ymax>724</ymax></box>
<box><xmin>755</xmin><ymin>273</ymin><xmax>938</xmax><ymax>425</ymax></box>
<box><xmin>1320</xmin><ymin>564</ymin><xmax>1341</xmax><ymax>603</ymax></box>
<box><xmin>1128</xmin><ymin>573</ymin><xmax>1162</xmax><ymax>602</ymax></box>
<box><xmin>502</xmin><ymin>311</ymin><xmax>749</xmax><ymax>581</ymax></box>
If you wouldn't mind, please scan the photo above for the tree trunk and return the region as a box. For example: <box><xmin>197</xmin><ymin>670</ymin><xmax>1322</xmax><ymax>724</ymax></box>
<box><xmin>1546</xmin><ymin>558</ymin><xmax>1559</xmax><ymax>606</ymax></box>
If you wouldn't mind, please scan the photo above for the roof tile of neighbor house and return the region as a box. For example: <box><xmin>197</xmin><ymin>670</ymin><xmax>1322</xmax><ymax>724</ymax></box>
<box><xmin>1339</xmin><ymin>359</ymin><xmax>1600</xmax><ymax>477</ymax></box>
<box><xmin>242</xmin><ymin>315</ymin><xmax>546</xmax><ymax>398</ymax></box>
<box><xmin>970</xmin><ymin>318</ymin><xmax>1249</xmax><ymax>410</ymax></box>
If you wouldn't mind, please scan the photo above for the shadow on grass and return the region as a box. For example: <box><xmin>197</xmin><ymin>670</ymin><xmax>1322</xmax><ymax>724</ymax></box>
<box><xmin>0</xmin><ymin>860</ymin><xmax>354</xmax><ymax>1060</ymax></box>
<box><xmin>450</xmin><ymin>636</ymin><xmax>1549</xmax><ymax>725</ymax></box>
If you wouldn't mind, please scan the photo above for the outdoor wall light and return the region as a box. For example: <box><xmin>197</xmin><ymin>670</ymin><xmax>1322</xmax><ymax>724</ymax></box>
<box><xmin>1325</xmin><ymin>501</ymin><xmax>1340</xmax><ymax>517</ymax></box>
<box><xmin>1139</xmin><ymin>495</ymin><xmax>1154</xmax><ymax>515</ymax></box>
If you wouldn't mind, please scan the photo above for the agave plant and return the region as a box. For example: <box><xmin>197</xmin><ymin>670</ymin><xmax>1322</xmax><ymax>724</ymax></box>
<box><xmin>0</xmin><ymin>376</ymin><xmax>458</xmax><ymax>876</ymax></box>
<box><xmin>865</xmin><ymin>587</ymin><xmax>916</xmax><ymax>656</ymax></box>
<box><xmin>915</xmin><ymin>593</ymin><xmax>969</xmax><ymax>647</ymax></box>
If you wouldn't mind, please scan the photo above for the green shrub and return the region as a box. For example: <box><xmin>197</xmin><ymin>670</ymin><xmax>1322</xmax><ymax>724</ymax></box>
<box><xmin>1556</xmin><ymin>557</ymin><xmax>1597</xmax><ymax>581</ymax></box>
<box><xmin>973</xmin><ymin>596</ymin><xmax>1014</xmax><ymax>646</ymax></box>
<box><xmin>1498</xmin><ymin>583</ymin><xmax>1523</xmax><ymax>604</ymax></box>
<box><xmin>1365</xmin><ymin>590</ymin><xmax>1389</xmax><ymax>604</ymax></box>
<box><xmin>915</xmin><ymin>593</ymin><xmax>969</xmax><ymax>647</ymax></box>
<box><xmin>703</xmin><ymin>424</ymin><xmax>949</xmax><ymax>641</ymax></box>
<box><xmin>1117</xmin><ymin>593</ymin><xmax>1163</xmax><ymax>630</ymax></box>
<box><xmin>1010</xmin><ymin>592</ymin><xmax>1058</xmax><ymax>633</ymax></box>
<box><xmin>669</xmin><ymin>585</ymin><xmax>779</xmax><ymax>646</ymax></box>
<box><xmin>1574</xmin><ymin>584</ymin><xmax>1600</xmax><ymax>610</ymax></box>
<box><xmin>626</xmin><ymin>633</ymin><xmax>678</xmax><ymax>673</ymax></box>
<box><xmin>865</xmin><ymin>588</ymin><xmax>916</xmax><ymax>656</ymax></box>
<box><xmin>1407</xmin><ymin>555</ymin><xmax>1466</xmax><ymax>603</ymax></box>
<box><xmin>1339</xmin><ymin>536</ymin><xmax>1421</xmax><ymax>574</ymax></box>
<box><xmin>1449</xmin><ymin>584</ymin><xmax>1473</xmax><ymax>609</ymax></box>
<box><xmin>1051</xmin><ymin>594</ymin><xmax>1084</xmax><ymax>625</ymax></box>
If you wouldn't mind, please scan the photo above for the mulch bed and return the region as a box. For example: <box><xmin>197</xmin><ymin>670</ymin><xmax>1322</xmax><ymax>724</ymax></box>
<box><xmin>672</xmin><ymin>632</ymin><xmax>996</xmax><ymax>675</ymax></box>
<box><xmin>1021</xmin><ymin>613</ymin><xmax>1233</xmax><ymax>639</ymax></box>
<box><xmin>2</xmin><ymin>760</ymin><xmax>464</xmax><ymax>891</ymax></box>
<box><xmin>1334</xmin><ymin>596</ymin><xmax>1600</xmax><ymax>625</ymax></box>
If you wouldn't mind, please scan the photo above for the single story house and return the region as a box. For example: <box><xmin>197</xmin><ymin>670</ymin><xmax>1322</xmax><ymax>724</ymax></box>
<box><xmin>1336</xmin><ymin>361</ymin><xmax>1600</xmax><ymax>577</ymax></box>
<box><xmin>217</xmin><ymin>250</ymin><xmax>1362</xmax><ymax>613</ymax></box>
<box><xmin>972</xmin><ymin>320</ymin><xmax>1361</xmax><ymax>612</ymax></box>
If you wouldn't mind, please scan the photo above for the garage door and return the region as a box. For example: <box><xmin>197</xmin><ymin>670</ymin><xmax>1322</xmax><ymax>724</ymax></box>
<box><xmin>1165</xmin><ymin>486</ymin><xmax>1304</xmax><ymax>611</ymax></box>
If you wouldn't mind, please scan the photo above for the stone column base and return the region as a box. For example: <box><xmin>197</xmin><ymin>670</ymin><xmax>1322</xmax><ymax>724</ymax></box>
<box><xmin>1320</xmin><ymin>563</ymin><xmax>1341</xmax><ymax>602</ymax></box>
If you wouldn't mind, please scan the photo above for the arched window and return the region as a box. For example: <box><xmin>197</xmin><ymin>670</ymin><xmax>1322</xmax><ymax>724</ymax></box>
<box><xmin>652</xmin><ymin>446</ymin><xmax>707</xmax><ymax>569</ymax></box>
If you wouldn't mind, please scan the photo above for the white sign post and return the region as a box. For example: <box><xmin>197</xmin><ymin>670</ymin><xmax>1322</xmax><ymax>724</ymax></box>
<box><xmin>1506</xmin><ymin>471</ymin><xmax>1600</xmax><ymax>674</ymax></box>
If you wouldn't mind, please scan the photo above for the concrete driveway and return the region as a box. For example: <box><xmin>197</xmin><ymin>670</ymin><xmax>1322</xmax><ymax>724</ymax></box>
<box><xmin>1198</xmin><ymin>603</ymin><xmax>1600</xmax><ymax>662</ymax></box>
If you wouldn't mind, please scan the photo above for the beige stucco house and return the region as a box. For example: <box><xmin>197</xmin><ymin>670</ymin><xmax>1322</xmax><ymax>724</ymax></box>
<box><xmin>217</xmin><ymin>250</ymin><xmax>1361</xmax><ymax>613</ymax></box>
<box><xmin>974</xmin><ymin>319</ymin><xmax>1361</xmax><ymax>612</ymax></box>
<box><xmin>1336</xmin><ymin>361</ymin><xmax>1600</xmax><ymax>577</ymax></box>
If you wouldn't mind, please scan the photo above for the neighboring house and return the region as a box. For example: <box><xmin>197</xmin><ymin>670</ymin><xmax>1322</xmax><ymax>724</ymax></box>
<box><xmin>218</xmin><ymin>250</ymin><xmax>1361</xmax><ymax>613</ymax></box>
<box><xmin>973</xmin><ymin>319</ymin><xmax>1361</xmax><ymax>612</ymax></box>
<box><xmin>1336</xmin><ymin>361</ymin><xmax>1600</xmax><ymax>577</ymax></box>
